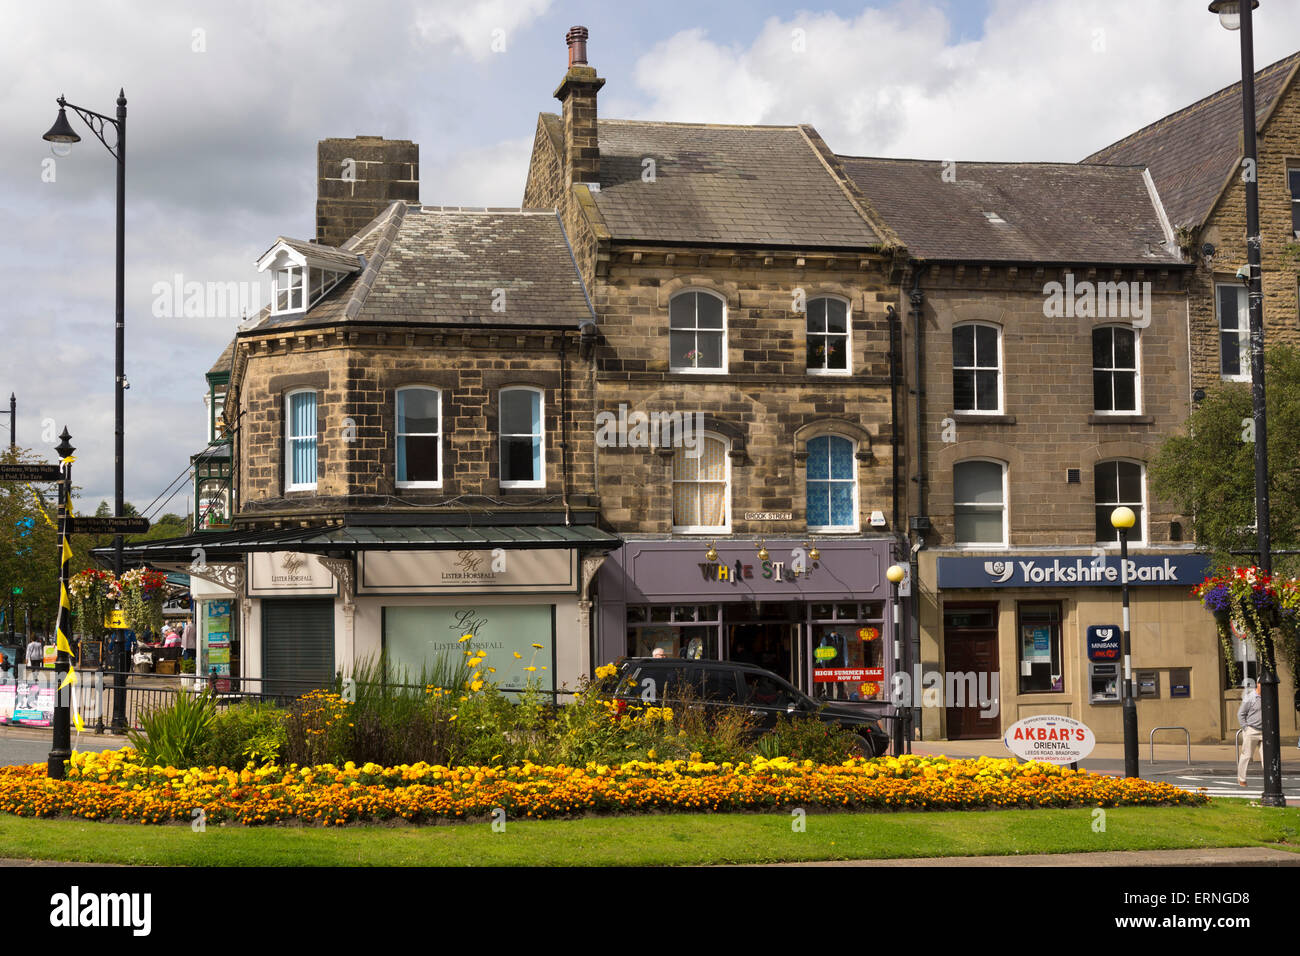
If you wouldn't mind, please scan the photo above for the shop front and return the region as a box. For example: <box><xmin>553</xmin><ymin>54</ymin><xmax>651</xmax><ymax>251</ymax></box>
<box><xmin>922</xmin><ymin>550</ymin><xmax>1229</xmax><ymax>742</ymax></box>
<box><xmin>597</xmin><ymin>538</ymin><xmax>899</xmax><ymax>709</ymax></box>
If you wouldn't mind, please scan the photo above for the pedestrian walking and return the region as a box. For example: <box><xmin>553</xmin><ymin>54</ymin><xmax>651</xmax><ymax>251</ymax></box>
<box><xmin>181</xmin><ymin>618</ymin><xmax>195</xmax><ymax>662</ymax></box>
<box><xmin>25</xmin><ymin>635</ymin><xmax>43</xmax><ymax>672</ymax></box>
<box><xmin>1237</xmin><ymin>681</ymin><xmax>1263</xmax><ymax>786</ymax></box>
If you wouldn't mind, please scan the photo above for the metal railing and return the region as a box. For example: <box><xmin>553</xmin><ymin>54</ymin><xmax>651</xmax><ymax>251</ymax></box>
<box><xmin>1148</xmin><ymin>726</ymin><xmax>1192</xmax><ymax>765</ymax></box>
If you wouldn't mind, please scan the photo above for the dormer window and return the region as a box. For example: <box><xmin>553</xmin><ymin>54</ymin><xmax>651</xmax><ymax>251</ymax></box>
<box><xmin>275</xmin><ymin>266</ymin><xmax>304</xmax><ymax>313</ymax></box>
<box><xmin>257</xmin><ymin>237</ymin><xmax>362</xmax><ymax>318</ymax></box>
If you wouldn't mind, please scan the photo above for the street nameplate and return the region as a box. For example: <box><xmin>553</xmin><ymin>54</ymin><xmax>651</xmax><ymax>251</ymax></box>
<box><xmin>70</xmin><ymin>516</ymin><xmax>151</xmax><ymax>535</ymax></box>
<box><xmin>743</xmin><ymin>511</ymin><xmax>793</xmax><ymax>521</ymax></box>
<box><xmin>0</xmin><ymin>463</ymin><xmax>63</xmax><ymax>482</ymax></box>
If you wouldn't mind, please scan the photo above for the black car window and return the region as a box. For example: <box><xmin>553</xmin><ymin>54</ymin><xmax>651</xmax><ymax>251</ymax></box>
<box><xmin>742</xmin><ymin>673</ymin><xmax>797</xmax><ymax>709</ymax></box>
<box><xmin>703</xmin><ymin>668</ymin><xmax>741</xmax><ymax>702</ymax></box>
<box><xmin>623</xmin><ymin>665</ymin><xmax>703</xmax><ymax>703</ymax></box>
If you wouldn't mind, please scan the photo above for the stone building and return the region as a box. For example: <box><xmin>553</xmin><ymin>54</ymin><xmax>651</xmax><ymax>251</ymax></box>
<box><xmin>835</xmin><ymin>156</ymin><xmax>1237</xmax><ymax>741</ymax></box>
<box><xmin>523</xmin><ymin>28</ymin><xmax>907</xmax><ymax>715</ymax></box>
<box><xmin>125</xmin><ymin>142</ymin><xmax>618</xmax><ymax>696</ymax></box>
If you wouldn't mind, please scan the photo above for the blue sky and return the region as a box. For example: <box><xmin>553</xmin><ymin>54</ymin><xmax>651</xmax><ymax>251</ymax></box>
<box><xmin>2</xmin><ymin>0</ymin><xmax>1298</xmax><ymax>512</ymax></box>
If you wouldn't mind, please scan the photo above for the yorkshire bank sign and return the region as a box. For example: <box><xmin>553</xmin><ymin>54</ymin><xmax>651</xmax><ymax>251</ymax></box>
<box><xmin>937</xmin><ymin>553</ymin><xmax>1211</xmax><ymax>589</ymax></box>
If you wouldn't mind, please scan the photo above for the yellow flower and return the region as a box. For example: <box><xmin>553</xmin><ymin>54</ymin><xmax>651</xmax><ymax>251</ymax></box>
<box><xmin>525</xmin><ymin>666</ymin><xmax>537</xmax><ymax>672</ymax></box>
<box><xmin>458</xmin><ymin>634</ymin><xmax>473</xmax><ymax>643</ymax></box>
<box><xmin>531</xmin><ymin>643</ymin><xmax>544</xmax><ymax>649</ymax></box>
<box><xmin>513</xmin><ymin>652</ymin><xmax>522</xmax><ymax>659</ymax></box>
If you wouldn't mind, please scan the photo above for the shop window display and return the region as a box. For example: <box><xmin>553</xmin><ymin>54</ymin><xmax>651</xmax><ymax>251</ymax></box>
<box><xmin>1018</xmin><ymin>602</ymin><xmax>1063</xmax><ymax>693</ymax></box>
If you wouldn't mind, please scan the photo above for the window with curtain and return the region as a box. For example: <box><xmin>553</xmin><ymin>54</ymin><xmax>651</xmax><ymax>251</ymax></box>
<box><xmin>1094</xmin><ymin>460</ymin><xmax>1144</xmax><ymax>545</ymax></box>
<box><xmin>1092</xmin><ymin>325</ymin><xmax>1139</xmax><ymax>412</ymax></box>
<box><xmin>285</xmin><ymin>389</ymin><xmax>317</xmax><ymax>490</ymax></box>
<box><xmin>673</xmin><ymin>435</ymin><xmax>729</xmax><ymax>530</ymax></box>
<box><xmin>952</xmin><ymin>323</ymin><xmax>1000</xmax><ymax>412</ymax></box>
<box><xmin>669</xmin><ymin>291</ymin><xmax>726</xmax><ymax>372</ymax></box>
<box><xmin>953</xmin><ymin>460</ymin><xmax>1005</xmax><ymax>545</ymax></box>
<box><xmin>396</xmin><ymin>387</ymin><xmax>441</xmax><ymax>487</ymax></box>
<box><xmin>500</xmin><ymin>388</ymin><xmax>544</xmax><ymax>487</ymax></box>
<box><xmin>806</xmin><ymin>435</ymin><xmax>857</xmax><ymax>530</ymax></box>
<box><xmin>806</xmin><ymin>297</ymin><xmax>850</xmax><ymax>373</ymax></box>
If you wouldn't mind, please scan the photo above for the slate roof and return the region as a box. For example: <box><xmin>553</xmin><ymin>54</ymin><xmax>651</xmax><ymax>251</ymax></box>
<box><xmin>552</xmin><ymin>117</ymin><xmax>884</xmax><ymax>248</ymax></box>
<box><xmin>246</xmin><ymin>202</ymin><xmax>595</xmax><ymax>332</ymax></box>
<box><xmin>1083</xmin><ymin>52</ymin><xmax>1300</xmax><ymax>229</ymax></box>
<box><xmin>207</xmin><ymin>338</ymin><xmax>235</xmax><ymax>378</ymax></box>
<box><xmin>836</xmin><ymin>157</ymin><xmax>1182</xmax><ymax>266</ymax></box>
<box><xmin>265</xmin><ymin>236</ymin><xmax>363</xmax><ymax>272</ymax></box>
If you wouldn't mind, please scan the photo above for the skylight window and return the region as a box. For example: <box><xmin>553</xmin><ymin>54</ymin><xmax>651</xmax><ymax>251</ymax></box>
<box><xmin>983</xmin><ymin>211</ymin><xmax>1007</xmax><ymax>224</ymax></box>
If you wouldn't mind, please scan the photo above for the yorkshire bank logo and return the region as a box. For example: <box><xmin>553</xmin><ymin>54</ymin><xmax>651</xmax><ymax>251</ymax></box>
<box><xmin>983</xmin><ymin>561</ymin><xmax>1014</xmax><ymax>583</ymax></box>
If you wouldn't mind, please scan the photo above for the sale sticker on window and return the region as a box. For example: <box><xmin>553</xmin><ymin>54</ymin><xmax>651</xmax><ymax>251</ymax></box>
<box><xmin>1003</xmin><ymin>714</ymin><xmax>1095</xmax><ymax>764</ymax></box>
<box><xmin>813</xmin><ymin>667</ymin><xmax>885</xmax><ymax>683</ymax></box>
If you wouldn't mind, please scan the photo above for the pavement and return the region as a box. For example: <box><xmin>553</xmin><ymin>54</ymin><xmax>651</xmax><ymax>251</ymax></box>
<box><xmin>0</xmin><ymin>724</ymin><xmax>128</xmax><ymax>768</ymax></box>
<box><xmin>770</xmin><ymin>847</ymin><xmax>1300</xmax><ymax>866</ymax></box>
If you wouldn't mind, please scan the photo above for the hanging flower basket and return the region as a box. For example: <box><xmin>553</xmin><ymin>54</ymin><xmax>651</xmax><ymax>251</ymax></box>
<box><xmin>1193</xmin><ymin>567</ymin><xmax>1300</xmax><ymax>686</ymax></box>
<box><xmin>67</xmin><ymin>569</ymin><xmax>120</xmax><ymax>640</ymax></box>
<box><xmin>118</xmin><ymin>568</ymin><xmax>169</xmax><ymax>638</ymax></box>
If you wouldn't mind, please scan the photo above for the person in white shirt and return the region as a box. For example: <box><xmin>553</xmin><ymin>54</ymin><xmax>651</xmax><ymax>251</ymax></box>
<box><xmin>1237</xmin><ymin>681</ymin><xmax>1263</xmax><ymax>786</ymax></box>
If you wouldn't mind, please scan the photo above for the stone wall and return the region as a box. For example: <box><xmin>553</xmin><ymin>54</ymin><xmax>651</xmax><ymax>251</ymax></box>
<box><xmin>316</xmin><ymin>137</ymin><xmax>419</xmax><ymax>248</ymax></box>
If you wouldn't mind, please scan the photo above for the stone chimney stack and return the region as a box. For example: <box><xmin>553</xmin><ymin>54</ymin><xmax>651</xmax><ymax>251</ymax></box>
<box><xmin>553</xmin><ymin>26</ymin><xmax>604</xmax><ymax>187</ymax></box>
<box><xmin>315</xmin><ymin>136</ymin><xmax>419</xmax><ymax>247</ymax></box>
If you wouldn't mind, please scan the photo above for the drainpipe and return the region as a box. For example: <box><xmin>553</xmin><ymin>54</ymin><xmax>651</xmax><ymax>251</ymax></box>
<box><xmin>887</xmin><ymin>304</ymin><xmax>901</xmax><ymax>531</ymax></box>
<box><xmin>560</xmin><ymin>331</ymin><xmax>572</xmax><ymax>527</ymax></box>
<box><xmin>908</xmin><ymin>263</ymin><xmax>928</xmax><ymax>744</ymax></box>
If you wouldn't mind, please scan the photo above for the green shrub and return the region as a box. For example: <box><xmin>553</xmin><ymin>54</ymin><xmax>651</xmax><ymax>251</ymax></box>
<box><xmin>127</xmin><ymin>689</ymin><xmax>217</xmax><ymax>767</ymax></box>
<box><xmin>753</xmin><ymin>715</ymin><xmax>864</xmax><ymax>763</ymax></box>
<box><xmin>196</xmin><ymin>700</ymin><xmax>288</xmax><ymax>769</ymax></box>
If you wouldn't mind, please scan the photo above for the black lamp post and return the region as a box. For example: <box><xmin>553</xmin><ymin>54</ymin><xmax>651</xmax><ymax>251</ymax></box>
<box><xmin>47</xmin><ymin>428</ymin><xmax>74</xmax><ymax>780</ymax></box>
<box><xmin>886</xmin><ymin>563</ymin><xmax>906</xmax><ymax>755</ymax></box>
<box><xmin>43</xmin><ymin>91</ymin><xmax>130</xmax><ymax>735</ymax></box>
<box><xmin>1110</xmin><ymin>506</ymin><xmax>1140</xmax><ymax>778</ymax></box>
<box><xmin>1208</xmin><ymin>0</ymin><xmax>1285</xmax><ymax>808</ymax></box>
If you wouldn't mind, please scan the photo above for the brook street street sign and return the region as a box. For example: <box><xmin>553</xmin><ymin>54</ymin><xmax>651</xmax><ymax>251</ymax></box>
<box><xmin>70</xmin><ymin>516</ymin><xmax>151</xmax><ymax>535</ymax></box>
<box><xmin>0</xmin><ymin>463</ymin><xmax>62</xmax><ymax>482</ymax></box>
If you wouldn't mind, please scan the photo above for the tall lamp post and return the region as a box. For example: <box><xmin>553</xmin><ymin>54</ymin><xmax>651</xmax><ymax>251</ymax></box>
<box><xmin>886</xmin><ymin>564</ymin><xmax>906</xmax><ymax>756</ymax></box>
<box><xmin>1208</xmin><ymin>0</ymin><xmax>1285</xmax><ymax>808</ymax></box>
<box><xmin>42</xmin><ymin>91</ymin><xmax>129</xmax><ymax>734</ymax></box>
<box><xmin>1110</xmin><ymin>507</ymin><xmax>1140</xmax><ymax>778</ymax></box>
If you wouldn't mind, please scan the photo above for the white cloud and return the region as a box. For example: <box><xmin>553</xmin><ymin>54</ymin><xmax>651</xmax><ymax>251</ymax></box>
<box><xmin>415</xmin><ymin>0</ymin><xmax>552</xmax><ymax>61</ymax></box>
<box><xmin>623</xmin><ymin>0</ymin><xmax>1300</xmax><ymax>161</ymax></box>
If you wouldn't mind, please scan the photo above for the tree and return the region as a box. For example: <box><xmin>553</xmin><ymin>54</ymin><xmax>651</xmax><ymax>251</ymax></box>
<box><xmin>1151</xmin><ymin>345</ymin><xmax>1300</xmax><ymax>578</ymax></box>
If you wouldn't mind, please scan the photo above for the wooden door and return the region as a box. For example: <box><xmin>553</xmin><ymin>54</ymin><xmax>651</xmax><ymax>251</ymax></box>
<box><xmin>943</xmin><ymin>605</ymin><xmax>1001</xmax><ymax>739</ymax></box>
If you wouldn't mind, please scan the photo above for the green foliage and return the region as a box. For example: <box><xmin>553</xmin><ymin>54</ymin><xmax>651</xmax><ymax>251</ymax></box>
<box><xmin>1151</xmin><ymin>345</ymin><xmax>1300</xmax><ymax>578</ymax></box>
<box><xmin>196</xmin><ymin>700</ymin><xmax>287</xmax><ymax>769</ymax></box>
<box><xmin>127</xmin><ymin>690</ymin><xmax>217</xmax><ymax>767</ymax></box>
<box><xmin>754</xmin><ymin>715</ymin><xmax>867</xmax><ymax>763</ymax></box>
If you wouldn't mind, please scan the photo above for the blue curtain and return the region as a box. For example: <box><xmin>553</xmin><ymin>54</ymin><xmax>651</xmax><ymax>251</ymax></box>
<box><xmin>289</xmin><ymin>391</ymin><xmax>317</xmax><ymax>485</ymax></box>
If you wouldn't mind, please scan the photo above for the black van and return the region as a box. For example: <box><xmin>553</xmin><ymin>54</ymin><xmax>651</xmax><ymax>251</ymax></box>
<box><xmin>612</xmin><ymin>657</ymin><xmax>890</xmax><ymax>757</ymax></box>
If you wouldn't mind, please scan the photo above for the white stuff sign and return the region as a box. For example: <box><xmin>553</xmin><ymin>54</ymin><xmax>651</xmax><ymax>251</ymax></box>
<box><xmin>1003</xmin><ymin>715</ymin><xmax>1095</xmax><ymax>764</ymax></box>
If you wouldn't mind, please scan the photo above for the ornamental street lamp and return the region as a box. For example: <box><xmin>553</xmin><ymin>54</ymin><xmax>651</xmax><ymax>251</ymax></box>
<box><xmin>43</xmin><ymin>90</ymin><xmax>130</xmax><ymax>734</ymax></box>
<box><xmin>1208</xmin><ymin>0</ymin><xmax>1285</xmax><ymax>808</ymax></box>
<box><xmin>1110</xmin><ymin>506</ymin><xmax>1140</xmax><ymax>779</ymax></box>
<box><xmin>886</xmin><ymin>563</ymin><xmax>906</xmax><ymax>755</ymax></box>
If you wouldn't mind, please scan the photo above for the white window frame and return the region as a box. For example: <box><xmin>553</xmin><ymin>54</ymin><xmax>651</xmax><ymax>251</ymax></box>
<box><xmin>1216</xmin><ymin>283</ymin><xmax>1250</xmax><ymax>382</ymax></box>
<box><xmin>499</xmin><ymin>386</ymin><xmax>545</xmax><ymax>489</ymax></box>
<box><xmin>672</xmin><ymin>432</ymin><xmax>731</xmax><ymax>534</ymax></box>
<box><xmin>953</xmin><ymin>458</ymin><xmax>1008</xmax><ymax>548</ymax></box>
<box><xmin>669</xmin><ymin>290</ymin><xmax>728</xmax><ymax>374</ymax></box>
<box><xmin>273</xmin><ymin>265</ymin><xmax>305</xmax><ymax>315</ymax></box>
<box><xmin>1092</xmin><ymin>324</ymin><xmax>1142</xmax><ymax>415</ymax></box>
<box><xmin>284</xmin><ymin>388</ymin><xmax>317</xmax><ymax>492</ymax></box>
<box><xmin>805</xmin><ymin>434</ymin><xmax>859</xmax><ymax>533</ymax></box>
<box><xmin>806</xmin><ymin>295</ymin><xmax>852</xmax><ymax>376</ymax></box>
<box><xmin>952</xmin><ymin>322</ymin><xmax>1003</xmax><ymax>414</ymax></box>
<box><xmin>395</xmin><ymin>386</ymin><xmax>442</xmax><ymax>490</ymax></box>
<box><xmin>1094</xmin><ymin>459</ymin><xmax>1148</xmax><ymax>548</ymax></box>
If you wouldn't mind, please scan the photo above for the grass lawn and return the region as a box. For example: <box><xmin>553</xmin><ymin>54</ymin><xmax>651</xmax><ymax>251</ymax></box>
<box><xmin>0</xmin><ymin>799</ymin><xmax>1297</xmax><ymax>866</ymax></box>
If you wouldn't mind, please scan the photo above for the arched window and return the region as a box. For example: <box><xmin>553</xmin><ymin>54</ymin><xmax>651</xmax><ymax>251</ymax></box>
<box><xmin>806</xmin><ymin>435</ymin><xmax>857</xmax><ymax>531</ymax></box>
<box><xmin>673</xmin><ymin>434</ymin><xmax>729</xmax><ymax>531</ymax></box>
<box><xmin>953</xmin><ymin>459</ymin><xmax>1006</xmax><ymax>546</ymax></box>
<box><xmin>669</xmin><ymin>290</ymin><xmax>726</xmax><ymax>372</ymax></box>
<box><xmin>952</xmin><ymin>323</ymin><xmax>1001</xmax><ymax>413</ymax></box>
<box><xmin>500</xmin><ymin>387</ymin><xmax>545</xmax><ymax>488</ymax></box>
<box><xmin>284</xmin><ymin>388</ymin><xmax>317</xmax><ymax>491</ymax></box>
<box><xmin>395</xmin><ymin>387</ymin><xmax>441</xmax><ymax>488</ymax></box>
<box><xmin>1095</xmin><ymin>460</ymin><xmax>1145</xmax><ymax>545</ymax></box>
<box><xmin>806</xmin><ymin>297</ymin><xmax>850</xmax><ymax>374</ymax></box>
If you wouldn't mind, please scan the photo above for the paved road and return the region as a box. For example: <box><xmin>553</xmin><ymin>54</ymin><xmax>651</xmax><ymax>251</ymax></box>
<box><xmin>0</xmin><ymin>727</ymin><xmax>126</xmax><ymax>767</ymax></box>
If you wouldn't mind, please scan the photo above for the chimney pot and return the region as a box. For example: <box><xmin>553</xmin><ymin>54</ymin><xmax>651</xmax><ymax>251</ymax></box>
<box><xmin>566</xmin><ymin>25</ymin><xmax>589</xmax><ymax>66</ymax></box>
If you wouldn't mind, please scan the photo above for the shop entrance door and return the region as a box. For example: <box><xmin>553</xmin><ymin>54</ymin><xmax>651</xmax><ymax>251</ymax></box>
<box><xmin>262</xmin><ymin>598</ymin><xmax>335</xmax><ymax>697</ymax></box>
<box><xmin>942</xmin><ymin>604</ymin><xmax>1000</xmax><ymax>739</ymax></box>
<box><xmin>725</xmin><ymin>621</ymin><xmax>800</xmax><ymax>687</ymax></box>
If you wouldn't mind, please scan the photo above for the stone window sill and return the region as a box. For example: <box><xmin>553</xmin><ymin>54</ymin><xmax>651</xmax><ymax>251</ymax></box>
<box><xmin>1088</xmin><ymin>414</ymin><xmax>1154</xmax><ymax>425</ymax></box>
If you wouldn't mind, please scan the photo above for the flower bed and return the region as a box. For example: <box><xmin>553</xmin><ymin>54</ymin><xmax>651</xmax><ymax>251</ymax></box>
<box><xmin>0</xmin><ymin>751</ymin><xmax>1206</xmax><ymax>827</ymax></box>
